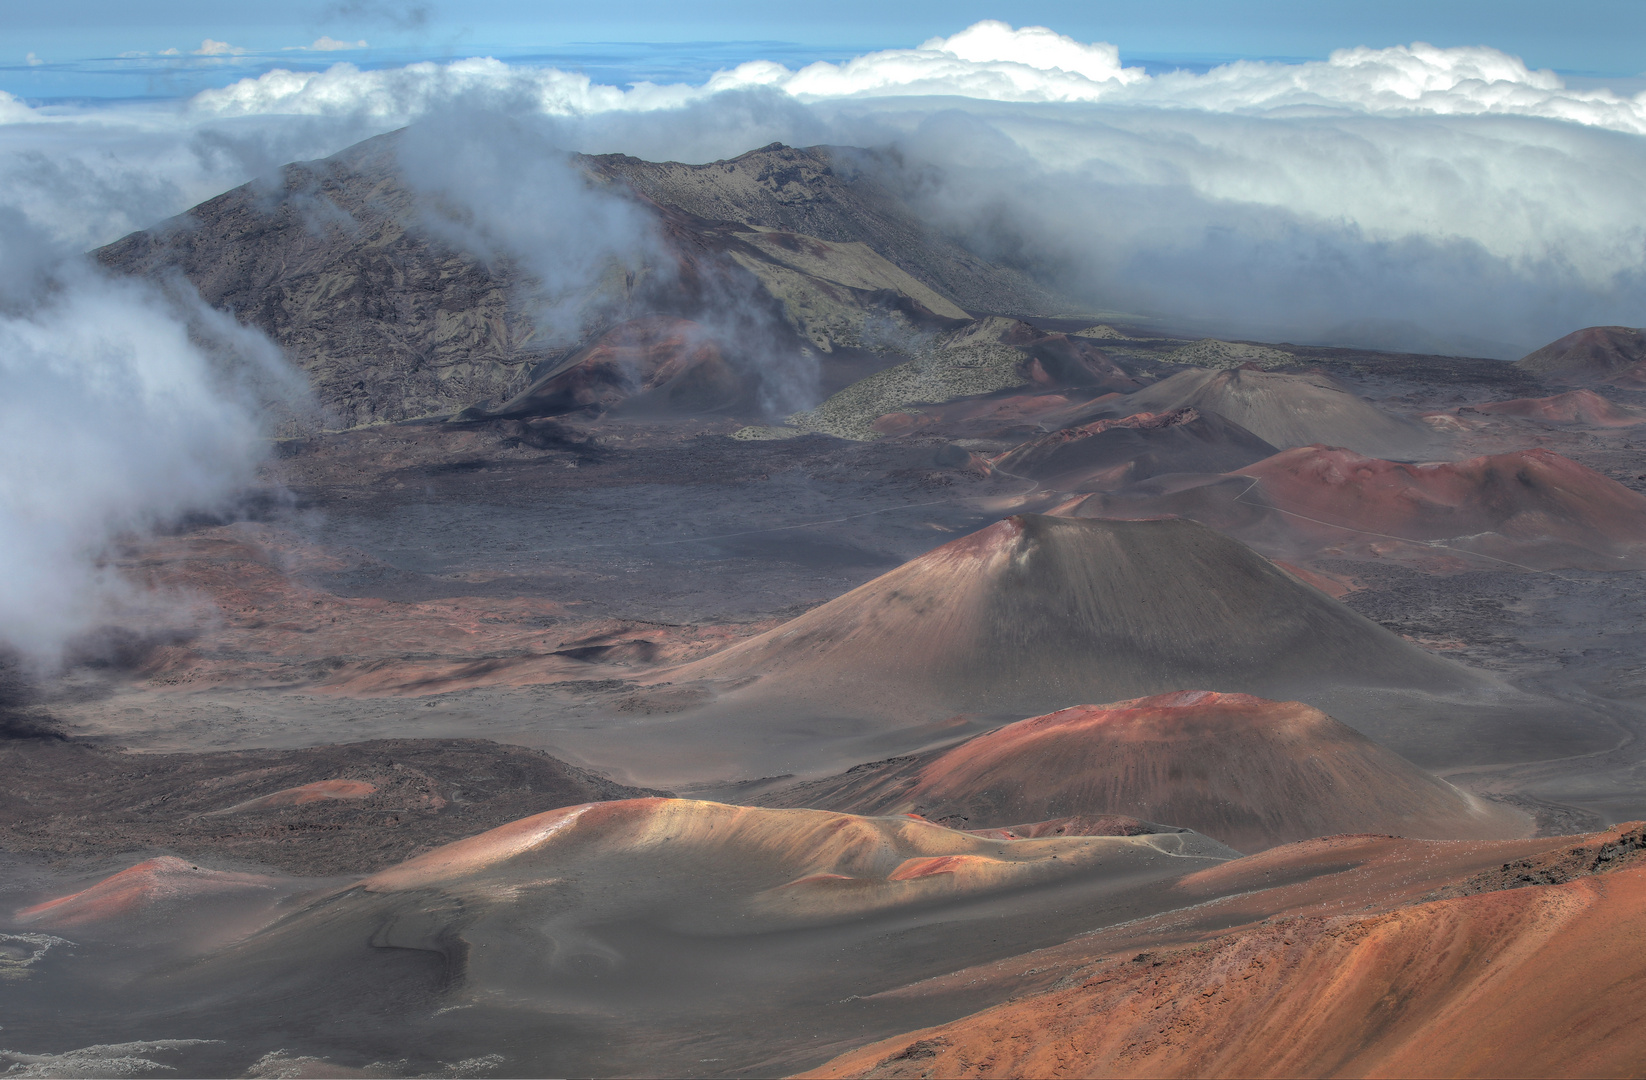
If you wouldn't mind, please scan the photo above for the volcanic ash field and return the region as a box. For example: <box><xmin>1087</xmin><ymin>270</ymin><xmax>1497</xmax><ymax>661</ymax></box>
<box><xmin>6</xmin><ymin>137</ymin><xmax>1646</xmax><ymax>1079</ymax></box>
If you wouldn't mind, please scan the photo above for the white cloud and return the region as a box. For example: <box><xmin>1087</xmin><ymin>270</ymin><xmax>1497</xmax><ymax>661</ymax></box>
<box><xmin>193</xmin><ymin>39</ymin><xmax>246</xmax><ymax>57</ymax></box>
<box><xmin>24</xmin><ymin>52</ymin><xmax>42</xmax><ymax>67</ymax></box>
<box><xmin>298</xmin><ymin>37</ymin><xmax>369</xmax><ymax>52</ymax></box>
<box><xmin>182</xmin><ymin>22</ymin><xmax>1646</xmax><ymax>134</ymax></box>
<box><xmin>703</xmin><ymin>20</ymin><xmax>1146</xmax><ymax>102</ymax></box>
<box><xmin>0</xmin><ymin>264</ymin><xmax>302</xmax><ymax>663</ymax></box>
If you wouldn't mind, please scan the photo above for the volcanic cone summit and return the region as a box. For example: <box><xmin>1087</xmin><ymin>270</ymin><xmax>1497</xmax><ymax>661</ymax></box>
<box><xmin>674</xmin><ymin>514</ymin><xmax>1478</xmax><ymax>724</ymax></box>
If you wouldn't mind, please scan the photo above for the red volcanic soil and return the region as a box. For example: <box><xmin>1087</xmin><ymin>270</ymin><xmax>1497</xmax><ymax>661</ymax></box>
<box><xmin>989</xmin><ymin>408</ymin><xmax>1278</xmax><ymax>491</ymax></box>
<box><xmin>1233</xmin><ymin>445</ymin><xmax>1646</xmax><ymax>571</ymax></box>
<box><xmin>16</xmin><ymin>857</ymin><xmax>277</xmax><ymax>929</ymax></box>
<box><xmin>1116</xmin><ymin>367</ymin><xmax>1432</xmax><ymax>458</ymax></box>
<box><xmin>761</xmin><ymin>692</ymin><xmax>1525</xmax><ymax>852</ymax></box>
<box><xmin>803</xmin><ymin>833</ymin><xmax>1646</xmax><ymax>1079</ymax></box>
<box><xmin>670</xmin><ymin>514</ymin><xmax>1477</xmax><ymax>722</ymax></box>
<box><xmin>211</xmin><ymin>779</ymin><xmax>377</xmax><ymax>814</ymax></box>
<box><xmin>485</xmin><ymin>315</ymin><xmax>742</xmax><ymax>419</ymax></box>
<box><xmin>1514</xmin><ymin>324</ymin><xmax>1646</xmax><ymax>387</ymax></box>
<box><xmin>1467</xmin><ymin>388</ymin><xmax>1646</xmax><ymax>427</ymax></box>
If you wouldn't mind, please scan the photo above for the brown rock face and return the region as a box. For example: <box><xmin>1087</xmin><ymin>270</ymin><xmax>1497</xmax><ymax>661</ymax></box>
<box><xmin>1058</xmin><ymin>444</ymin><xmax>1646</xmax><ymax>571</ymax></box>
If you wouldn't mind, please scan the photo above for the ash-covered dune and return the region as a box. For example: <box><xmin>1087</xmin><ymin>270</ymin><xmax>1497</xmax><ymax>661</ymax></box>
<box><xmin>353</xmin><ymin>797</ymin><xmax>1232</xmax><ymax>911</ymax></box>
<box><xmin>1515</xmin><ymin>325</ymin><xmax>1646</xmax><ymax>387</ymax></box>
<box><xmin>1058</xmin><ymin>445</ymin><xmax>1646</xmax><ymax>571</ymax></box>
<box><xmin>671</xmin><ymin>514</ymin><xmax>1479</xmax><ymax>725</ymax></box>
<box><xmin>989</xmin><ymin>408</ymin><xmax>1277</xmax><ymax>491</ymax></box>
<box><xmin>15</xmin><ymin>857</ymin><xmax>280</xmax><ymax>931</ymax></box>
<box><xmin>760</xmin><ymin>692</ymin><xmax>1526</xmax><ymax>853</ymax></box>
<box><xmin>1112</xmin><ymin>367</ymin><xmax>1434</xmax><ymax>458</ymax></box>
<box><xmin>1468</xmin><ymin>388</ymin><xmax>1646</xmax><ymax>427</ymax></box>
<box><xmin>129</xmin><ymin>798</ymin><xmax>1231</xmax><ymax>1077</ymax></box>
<box><xmin>805</xmin><ymin>830</ymin><xmax>1646</xmax><ymax>1080</ymax></box>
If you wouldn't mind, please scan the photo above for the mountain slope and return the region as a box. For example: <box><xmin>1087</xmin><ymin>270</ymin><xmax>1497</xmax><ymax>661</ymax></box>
<box><xmin>95</xmin><ymin>136</ymin><xmax>1072</xmax><ymax>428</ymax></box>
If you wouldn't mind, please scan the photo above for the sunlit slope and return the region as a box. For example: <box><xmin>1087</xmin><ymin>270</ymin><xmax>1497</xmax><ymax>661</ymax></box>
<box><xmin>804</xmin><ymin>847</ymin><xmax>1646</xmax><ymax>1079</ymax></box>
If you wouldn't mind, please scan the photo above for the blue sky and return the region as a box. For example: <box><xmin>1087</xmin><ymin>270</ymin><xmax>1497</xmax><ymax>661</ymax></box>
<box><xmin>5</xmin><ymin>0</ymin><xmax>1644</xmax><ymax>102</ymax></box>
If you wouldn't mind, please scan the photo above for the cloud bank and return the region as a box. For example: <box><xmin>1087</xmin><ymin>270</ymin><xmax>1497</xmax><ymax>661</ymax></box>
<box><xmin>151</xmin><ymin>21</ymin><xmax>1646</xmax><ymax>353</ymax></box>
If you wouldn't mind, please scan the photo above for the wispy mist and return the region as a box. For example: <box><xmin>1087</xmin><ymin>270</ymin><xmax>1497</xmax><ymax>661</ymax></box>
<box><xmin>0</xmin><ymin>258</ymin><xmax>304</xmax><ymax>664</ymax></box>
<box><xmin>394</xmin><ymin>110</ymin><xmax>667</xmax><ymax>345</ymax></box>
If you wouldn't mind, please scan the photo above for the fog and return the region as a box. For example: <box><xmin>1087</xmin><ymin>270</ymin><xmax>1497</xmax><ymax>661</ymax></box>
<box><xmin>0</xmin><ymin>260</ymin><xmax>304</xmax><ymax>663</ymax></box>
